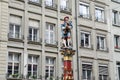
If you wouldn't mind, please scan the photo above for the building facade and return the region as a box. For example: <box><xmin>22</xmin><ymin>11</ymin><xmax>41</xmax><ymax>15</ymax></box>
<box><xmin>0</xmin><ymin>0</ymin><xmax>120</xmax><ymax>80</ymax></box>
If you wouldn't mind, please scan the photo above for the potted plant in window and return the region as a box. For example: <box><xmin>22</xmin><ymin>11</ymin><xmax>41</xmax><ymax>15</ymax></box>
<box><xmin>12</xmin><ymin>73</ymin><xmax>19</xmax><ymax>78</ymax></box>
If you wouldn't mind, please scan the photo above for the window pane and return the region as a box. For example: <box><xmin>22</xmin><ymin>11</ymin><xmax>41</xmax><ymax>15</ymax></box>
<box><xmin>33</xmin><ymin>56</ymin><xmax>37</xmax><ymax>63</ymax></box>
<box><xmin>61</xmin><ymin>0</ymin><xmax>67</xmax><ymax>8</ymax></box>
<box><xmin>28</xmin><ymin>56</ymin><xmax>32</xmax><ymax>63</ymax></box>
<box><xmin>87</xmin><ymin>70</ymin><xmax>91</xmax><ymax>79</ymax></box>
<box><xmin>15</xmin><ymin>25</ymin><xmax>20</xmax><ymax>38</ymax></box>
<box><xmin>9</xmin><ymin>54</ymin><xmax>13</xmax><ymax>61</ymax></box>
<box><xmin>82</xmin><ymin>70</ymin><xmax>86</xmax><ymax>79</ymax></box>
<box><xmin>28</xmin><ymin>64</ymin><xmax>32</xmax><ymax>71</ymax></box>
<box><xmin>33</xmin><ymin>65</ymin><xmax>37</xmax><ymax>71</ymax></box>
<box><xmin>14</xmin><ymin>63</ymin><xmax>19</xmax><ymax>74</ymax></box>
<box><xmin>8</xmin><ymin>63</ymin><xmax>12</xmax><ymax>75</ymax></box>
<box><xmin>14</xmin><ymin>54</ymin><xmax>19</xmax><ymax>61</ymax></box>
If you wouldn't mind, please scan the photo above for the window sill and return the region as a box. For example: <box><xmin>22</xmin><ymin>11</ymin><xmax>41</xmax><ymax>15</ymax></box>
<box><xmin>28</xmin><ymin>41</ymin><xmax>42</xmax><ymax>45</ymax></box>
<box><xmin>60</xmin><ymin>10</ymin><xmax>72</xmax><ymax>15</ymax></box>
<box><xmin>96</xmin><ymin>49</ymin><xmax>109</xmax><ymax>52</ymax></box>
<box><xmin>7</xmin><ymin>78</ymin><xmax>22</xmax><ymax>80</ymax></box>
<box><xmin>79</xmin><ymin>46</ymin><xmax>93</xmax><ymax>50</ymax></box>
<box><xmin>95</xmin><ymin>20</ymin><xmax>107</xmax><ymax>24</ymax></box>
<box><xmin>8</xmin><ymin>38</ymin><xmax>24</xmax><ymax>42</ymax></box>
<box><xmin>28</xmin><ymin>1</ymin><xmax>42</xmax><ymax>7</ymax></box>
<box><xmin>45</xmin><ymin>43</ymin><xmax>58</xmax><ymax>48</ymax></box>
<box><xmin>114</xmin><ymin>48</ymin><xmax>120</xmax><ymax>52</ymax></box>
<box><xmin>45</xmin><ymin>6</ymin><xmax>57</xmax><ymax>11</ymax></box>
<box><xmin>112</xmin><ymin>24</ymin><xmax>120</xmax><ymax>27</ymax></box>
<box><xmin>111</xmin><ymin>0</ymin><xmax>120</xmax><ymax>4</ymax></box>
<box><xmin>78</xmin><ymin>16</ymin><xmax>92</xmax><ymax>20</ymax></box>
<box><xmin>16</xmin><ymin>0</ymin><xmax>25</xmax><ymax>2</ymax></box>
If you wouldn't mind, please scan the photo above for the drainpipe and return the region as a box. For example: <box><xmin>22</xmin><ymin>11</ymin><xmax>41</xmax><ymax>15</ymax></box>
<box><xmin>75</xmin><ymin>0</ymin><xmax>80</xmax><ymax>80</ymax></box>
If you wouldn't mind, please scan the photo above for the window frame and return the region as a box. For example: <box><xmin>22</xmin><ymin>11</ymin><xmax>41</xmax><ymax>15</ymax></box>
<box><xmin>79</xmin><ymin>2</ymin><xmax>90</xmax><ymax>18</ymax></box>
<box><xmin>80</xmin><ymin>31</ymin><xmax>91</xmax><ymax>48</ymax></box>
<box><xmin>7</xmin><ymin>53</ymin><xmax>20</xmax><ymax>76</ymax></box>
<box><xmin>45</xmin><ymin>57</ymin><xmax>55</xmax><ymax>79</ymax></box>
<box><xmin>95</xmin><ymin>7</ymin><xmax>105</xmax><ymax>22</ymax></box>
<box><xmin>82</xmin><ymin>62</ymin><xmax>93</xmax><ymax>80</ymax></box>
<box><xmin>28</xmin><ymin>27</ymin><xmax>39</xmax><ymax>42</ymax></box>
<box><xmin>28</xmin><ymin>55</ymin><xmax>38</xmax><ymax>78</ymax></box>
<box><xmin>97</xmin><ymin>35</ymin><xmax>106</xmax><ymax>50</ymax></box>
<box><xmin>45</xmin><ymin>23</ymin><xmax>56</xmax><ymax>44</ymax></box>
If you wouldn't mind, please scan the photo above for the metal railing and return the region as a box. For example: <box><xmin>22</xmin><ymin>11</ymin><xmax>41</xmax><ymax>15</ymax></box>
<box><xmin>60</xmin><ymin>6</ymin><xmax>71</xmax><ymax>13</ymax></box>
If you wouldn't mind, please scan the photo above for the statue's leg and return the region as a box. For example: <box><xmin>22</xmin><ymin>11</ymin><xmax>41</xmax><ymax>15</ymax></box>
<box><xmin>67</xmin><ymin>32</ymin><xmax>71</xmax><ymax>47</ymax></box>
<box><xmin>62</xmin><ymin>39</ymin><xmax>66</xmax><ymax>47</ymax></box>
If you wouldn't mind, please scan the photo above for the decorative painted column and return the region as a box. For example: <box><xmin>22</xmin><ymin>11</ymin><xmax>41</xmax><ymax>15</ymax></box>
<box><xmin>60</xmin><ymin>16</ymin><xmax>75</xmax><ymax>80</ymax></box>
<box><xmin>60</xmin><ymin>48</ymin><xmax>75</xmax><ymax>80</ymax></box>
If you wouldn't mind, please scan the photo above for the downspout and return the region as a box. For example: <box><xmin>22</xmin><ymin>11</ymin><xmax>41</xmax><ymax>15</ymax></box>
<box><xmin>75</xmin><ymin>0</ymin><xmax>80</xmax><ymax>80</ymax></box>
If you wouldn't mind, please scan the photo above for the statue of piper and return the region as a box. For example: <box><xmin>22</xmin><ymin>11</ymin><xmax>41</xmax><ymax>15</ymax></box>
<box><xmin>61</xmin><ymin>16</ymin><xmax>73</xmax><ymax>48</ymax></box>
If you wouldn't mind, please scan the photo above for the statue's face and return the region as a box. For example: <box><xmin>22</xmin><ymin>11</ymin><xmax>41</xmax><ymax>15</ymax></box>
<box><xmin>65</xmin><ymin>17</ymin><xmax>69</xmax><ymax>22</ymax></box>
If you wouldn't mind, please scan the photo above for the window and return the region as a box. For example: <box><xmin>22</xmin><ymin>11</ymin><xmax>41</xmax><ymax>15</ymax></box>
<box><xmin>97</xmin><ymin>35</ymin><xmax>106</xmax><ymax>50</ymax></box>
<box><xmin>114</xmin><ymin>35</ymin><xmax>120</xmax><ymax>49</ymax></box>
<box><xmin>7</xmin><ymin>53</ymin><xmax>20</xmax><ymax>77</ymax></box>
<box><xmin>81</xmin><ymin>31</ymin><xmax>91</xmax><ymax>48</ymax></box>
<box><xmin>9</xmin><ymin>15</ymin><xmax>21</xmax><ymax>39</ymax></box>
<box><xmin>79</xmin><ymin>2</ymin><xmax>90</xmax><ymax>18</ymax></box>
<box><xmin>82</xmin><ymin>63</ymin><xmax>92</xmax><ymax>80</ymax></box>
<box><xmin>28</xmin><ymin>55</ymin><xmax>38</xmax><ymax>78</ymax></box>
<box><xmin>45</xmin><ymin>57</ymin><xmax>55</xmax><ymax>79</ymax></box>
<box><xmin>45</xmin><ymin>0</ymin><xmax>53</xmax><ymax>6</ymax></box>
<box><xmin>28</xmin><ymin>20</ymin><xmax>39</xmax><ymax>42</ymax></box>
<box><xmin>45</xmin><ymin>23</ymin><xmax>55</xmax><ymax>44</ymax></box>
<box><xmin>112</xmin><ymin>10</ymin><xmax>120</xmax><ymax>25</ymax></box>
<box><xmin>60</xmin><ymin>0</ymin><xmax>67</xmax><ymax>9</ymax></box>
<box><xmin>112</xmin><ymin>0</ymin><xmax>120</xmax><ymax>3</ymax></box>
<box><xmin>29</xmin><ymin>0</ymin><xmax>40</xmax><ymax>3</ymax></box>
<box><xmin>99</xmin><ymin>65</ymin><xmax>108</xmax><ymax>80</ymax></box>
<box><xmin>95</xmin><ymin>7</ymin><xmax>105</xmax><ymax>22</ymax></box>
<box><xmin>117</xmin><ymin>62</ymin><xmax>120</xmax><ymax>80</ymax></box>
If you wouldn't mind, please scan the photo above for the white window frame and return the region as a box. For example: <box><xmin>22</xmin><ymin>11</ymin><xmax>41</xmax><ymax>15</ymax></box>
<box><xmin>114</xmin><ymin>35</ymin><xmax>120</xmax><ymax>49</ymax></box>
<box><xmin>79</xmin><ymin>2</ymin><xmax>90</xmax><ymax>18</ymax></box>
<box><xmin>60</xmin><ymin>0</ymin><xmax>68</xmax><ymax>10</ymax></box>
<box><xmin>45</xmin><ymin>0</ymin><xmax>53</xmax><ymax>6</ymax></box>
<box><xmin>9</xmin><ymin>23</ymin><xmax>21</xmax><ymax>39</ymax></box>
<box><xmin>45</xmin><ymin>23</ymin><xmax>55</xmax><ymax>44</ymax></box>
<box><xmin>28</xmin><ymin>55</ymin><xmax>38</xmax><ymax>77</ymax></box>
<box><xmin>97</xmin><ymin>35</ymin><xmax>106</xmax><ymax>50</ymax></box>
<box><xmin>112</xmin><ymin>10</ymin><xmax>120</xmax><ymax>25</ymax></box>
<box><xmin>117</xmin><ymin>62</ymin><xmax>120</xmax><ymax>80</ymax></box>
<box><xmin>82</xmin><ymin>62</ymin><xmax>92</xmax><ymax>80</ymax></box>
<box><xmin>80</xmin><ymin>31</ymin><xmax>91</xmax><ymax>48</ymax></box>
<box><xmin>45</xmin><ymin>57</ymin><xmax>55</xmax><ymax>79</ymax></box>
<box><xmin>8</xmin><ymin>53</ymin><xmax>20</xmax><ymax>76</ymax></box>
<box><xmin>99</xmin><ymin>64</ymin><xmax>108</xmax><ymax>80</ymax></box>
<box><xmin>95</xmin><ymin>7</ymin><xmax>105</xmax><ymax>22</ymax></box>
<box><xmin>29</xmin><ymin>27</ymin><xmax>39</xmax><ymax>42</ymax></box>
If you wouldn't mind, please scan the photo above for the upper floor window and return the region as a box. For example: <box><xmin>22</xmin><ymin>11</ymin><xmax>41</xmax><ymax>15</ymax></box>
<box><xmin>9</xmin><ymin>15</ymin><xmax>21</xmax><ymax>39</ymax></box>
<box><xmin>45</xmin><ymin>0</ymin><xmax>53</xmax><ymax>6</ymax></box>
<box><xmin>45</xmin><ymin>57</ymin><xmax>55</xmax><ymax>79</ymax></box>
<box><xmin>117</xmin><ymin>62</ymin><xmax>120</xmax><ymax>80</ymax></box>
<box><xmin>79</xmin><ymin>2</ymin><xmax>90</xmax><ymax>18</ymax></box>
<box><xmin>114</xmin><ymin>35</ymin><xmax>120</xmax><ymax>49</ymax></box>
<box><xmin>112</xmin><ymin>10</ymin><xmax>120</xmax><ymax>25</ymax></box>
<box><xmin>97</xmin><ymin>35</ymin><xmax>106</xmax><ymax>50</ymax></box>
<box><xmin>82</xmin><ymin>63</ymin><xmax>92</xmax><ymax>80</ymax></box>
<box><xmin>81</xmin><ymin>31</ymin><xmax>91</xmax><ymax>48</ymax></box>
<box><xmin>29</xmin><ymin>0</ymin><xmax>40</xmax><ymax>3</ymax></box>
<box><xmin>28</xmin><ymin>55</ymin><xmax>38</xmax><ymax>78</ymax></box>
<box><xmin>112</xmin><ymin>0</ymin><xmax>120</xmax><ymax>3</ymax></box>
<box><xmin>99</xmin><ymin>65</ymin><xmax>108</xmax><ymax>80</ymax></box>
<box><xmin>7</xmin><ymin>53</ymin><xmax>20</xmax><ymax>78</ymax></box>
<box><xmin>45</xmin><ymin>23</ymin><xmax>55</xmax><ymax>44</ymax></box>
<box><xmin>60</xmin><ymin>0</ymin><xmax>68</xmax><ymax>9</ymax></box>
<box><xmin>95</xmin><ymin>7</ymin><xmax>105</xmax><ymax>22</ymax></box>
<box><xmin>28</xmin><ymin>20</ymin><xmax>39</xmax><ymax>42</ymax></box>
